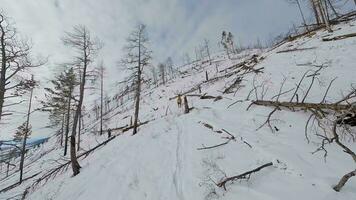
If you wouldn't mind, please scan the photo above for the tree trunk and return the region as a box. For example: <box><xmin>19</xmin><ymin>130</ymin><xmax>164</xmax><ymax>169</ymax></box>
<box><xmin>311</xmin><ymin>0</ymin><xmax>321</xmax><ymax>25</ymax></box>
<box><xmin>19</xmin><ymin>76</ymin><xmax>34</xmax><ymax>183</ymax></box>
<box><xmin>333</xmin><ymin>169</ymin><xmax>356</xmax><ymax>192</ymax></box>
<box><xmin>318</xmin><ymin>0</ymin><xmax>332</xmax><ymax>32</ymax></box>
<box><xmin>0</xmin><ymin>25</ymin><xmax>6</xmax><ymax>123</ymax></box>
<box><xmin>184</xmin><ymin>96</ymin><xmax>189</xmax><ymax>114</ymax></box>
<box><xmin>70</xmin><ymin>63</ymin><xmax>87</xmax><ymax>176</ymax></box>
<box><xmin>64</xmin><ymin>89</ymin><xmax>72</xmax><ymax>156</ymax></box>
<box><xmin>252</xmin><ymin>100</ymin><xmax>356</xmax><ymax>112</ymax></box>
<box><xmin>326</xmin><ymin>0</ymin><xmax>339</xmax><ymax>18</ymax></box>
<box><xmin>77</xmin><ymin>112</ymin><xmax>81</xmax><ymax>151</ymax></box>
<box><xmin>60</xmin><ymin>113</ymin><xmax>65</xmax><ymax>146</ymax></box>
<box><xmin>133</xmin><ymin>32</ymin><xmax>142</xmax><ymax>135</ymax></box>
<box><xmin>100</xmin><ymin>66</ymin><xmax>103</xmax><ymax>135</ymax></box>
<box><xmin>133</xmin><ymin>67</ymin><xmax>142</xmax><ymax>135</ymax></box>
<box><xmin>296</xmin><ymin>0</ymin><xmax>309</xmax><ymax>31</ymax></box>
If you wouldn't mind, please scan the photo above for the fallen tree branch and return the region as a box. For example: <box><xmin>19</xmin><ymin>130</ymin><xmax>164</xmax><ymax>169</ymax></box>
<box><xmin>322</xmin><ymin>32</ymin><xmax>356</xmax><ymax>41</ymax></box>
<box><xmin>197</xmin><ymin>140</ymin><xmax>231</xmax><ymax>150</ymax></box>
<box><xmin>221</xmin><ymin>129</ymin><xmax>236</xmax><ymax>140</ymax></box>
<box><xmin>251</xmin><ymin>100</ymin><xmax>355</xmax><ymax>112</ymax></box>
<box><xmin>223</xmin><ymin>77</ymin><xmax>242</xmax><ymax>94</ymax></box>
<box><xmin>0</xmin><ymin>172</ymin><xmax>40</xmax><ymax>193</ymax></box>
<box><xmin>227</xmin><ymin>100</ymin><xmax>243</xmax><ymax>109</ymax></box>
<box><xmin>122</xmin><ymin>121</ymin><xmax>149</xmax><ymax>133</ymax></box>
<box><xmin>277</xmin><ymin>47</ymin><xmax>316</xmax><ymax>54</ymax></box>
<box><xmin>217</xmin><ymin>162</ymin><xmax>273</xmax><ymax>190</ymax></box>
<box><xmin>333</xmin><ymin>169</ymin><xmax>356</xmax><ymax>192</ymax></box>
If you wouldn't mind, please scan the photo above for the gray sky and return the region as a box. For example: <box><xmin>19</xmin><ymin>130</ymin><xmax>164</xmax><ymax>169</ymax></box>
<box><xmin>0</xmin><ymin>0</ymin><xmax>353</xmax><ymax>139</ymax></box>
<box><xmin>1</xmin><ymin>0</ymin><xmax>306</xmax><ymax>75</ymax></box>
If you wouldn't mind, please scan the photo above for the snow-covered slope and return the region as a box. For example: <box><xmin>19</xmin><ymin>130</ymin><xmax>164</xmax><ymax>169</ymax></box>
<box><xmin>1</xmin><ymin>20</ymin><xmax>356</xmax><ymax>200</ymax></box>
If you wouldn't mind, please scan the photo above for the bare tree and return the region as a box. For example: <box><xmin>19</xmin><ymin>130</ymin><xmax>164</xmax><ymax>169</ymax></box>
<box><xmin>98</xmin><ymin>62</ymin><xmax>105</xmax><ymax>136</ymax></box>
<box><xmin>158</xmin><ymin>63</ymin><xmax>166</xmax><ymax>85</ymax></box>
<box><xmin>203</xmin><ymin>39</ymin><xmax>212</xmax><ymax>65</ymax></box>
<box><xmin>310</xmin><ymin>0</ymin><xmax>332</xmax><ymax>32</ymax></box>
<box><xmin>62</xmin><ymin>25</ymin><xmax>101</xmax><ymax>176</ymax></box>
<box><xmin>165</xmin><ymin>57</ymin><xmax>175</xmax><ymax>80</ymax></box>
<box><xmin>121</xmin><ymin>24</ymin><xmax>152</xmax><ymax>135</ymax></box>
<box><xmin>19</xmin><ymin>75</ymin><xmax>35</xmax><ymax>183</ymax></box>
<box><xmin>287</xmin><ymin>0</ymin><xmax>309</xmax><ymax>31</ymax></box>
<box><xmin>150</xmin><ymin>66</ymin><xmax>158</xmax><ymax>86</ymax></box>
<box><xmin>0</xmin><ymin>12</ymin><xmax>44</xmax><ymax>124</ymax></box>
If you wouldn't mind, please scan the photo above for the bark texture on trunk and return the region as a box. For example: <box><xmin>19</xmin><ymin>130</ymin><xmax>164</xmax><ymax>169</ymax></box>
<box><xmin>333</xmin><ymin>169</ymin><xmax>356</xmax><ymax>192</ymax></box>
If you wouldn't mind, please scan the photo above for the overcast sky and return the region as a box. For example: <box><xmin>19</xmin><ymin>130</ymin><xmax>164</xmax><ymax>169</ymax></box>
<box><xmin>1</xmin><ymin>0</ymin><xmax>307</xmax><ymax>75</ymax></box>
<box><xmin>0</xmin><ymin>0</ymin><xmax>353</xmax><ymax>139</ymax></box>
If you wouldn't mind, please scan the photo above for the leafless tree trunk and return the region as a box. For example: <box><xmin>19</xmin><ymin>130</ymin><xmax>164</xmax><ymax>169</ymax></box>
<box><xmin>19</xmin><ymin>75</ymin><xmax>34</xmax><ymax>183</ymax></box>
<box><xmin>100</xmin><ymin>63</ymin><xmax>104</xmax><ymax>136</ymax></box>
<box><xmin>334</xmin><ymin>169</ymin><xmax>356</xmax><ymax>191</ymax></box>
<box><xmin>64</xmin><ymin>86</ymin><xmax>72</xmax><ymax>156</ymax></box>
<box><xmin>63</xmin><ymin>25</ymin><xmax>100</xmax><ymax>176</ymax></box>
<box><xmin>77</xmin><ymin>111</ymin><xmax>81</xmax><ymax>151</ymax></box>
<box><xmin>184</xmin><ymin>96</ymin><xmax>189</xmax><ymax>114</ymax></box>
<box><xmin>294</xmin><ymin>0</ymin><xmax>309</xmax><ymax>30</ymax></box>
<box><xmin>312</xmin><ymin>0</ymin><xmax>332</xmax><ymax>32</ymax></box>
<box><xmin>121</xmin><ymin>24</ymin><xmax>151</xmax><ymax>135</ymax></box>
<box><xmin>311</xmin><ymin>0</ymin><xmax>322</xmax><ymax>25</ymax></box>
<box><xmin>60</xmin><ymin>113</ymin><xmax>65</xmax><ymax>146</ymax></box>
<box><xmin>0</xmin><ymin>12</ymin><xmax>43</xmax><ymax>124</ymax></box>
<box><xmin>133</xmin><ymin>65</ymin><xmax>142</xmax><ymax>135</ymax></box>
<box><xmin>326</xmin><ymin>0</ymin><xmax>339</xmax><ymax>18</ymax></box>
<box><xmin>320</xmin><ymin>0</ymin><xmax>332</xmax><ymax>32</ymax></box>
<box><xmin>204</xmin><ymin>39</ymin><xmax>212</xmax><ymax>65</ymax></box>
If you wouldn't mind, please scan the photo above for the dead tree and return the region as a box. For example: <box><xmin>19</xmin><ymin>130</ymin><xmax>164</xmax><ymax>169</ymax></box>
<box><xmin>121</xmin><ymin>24</ymin><xmax>152</xmax><ymax>135</ymax></box>
<box><xmin>99</xmin><ymin>62</ymin><xmax>105</xmax><ymax>136</ymax></box>
<box><xmin>184</xmin><ymin>96</ymin><xmax>190</xmax><ymax>114</ymax></box>
<box><xmin>63</xmin><ymin>25</ymin><xmax>101</xmax><ymax>176</ymax></box>
<box><xmin>19</xmin><ymin>75</ymin><xmax>35</xmax><ymax>183</ymax></box>
<box><xmin>0</xmin><ymin>12</ymin><xmax>44</xmax><ymax>124</ymax></box>
<box><xmin>158</xmin><ymin>63</ymin><xmax>166</xmax><ymax>85</ymax></box>
<box><xmin>287</xmin><ymin>0</ymin><xmax>309</xmax><ymax>31</ymax></box>
<box><xmin>63</xmin><ymin>84</ymin><xmax>72</xmax><ymax>156</ymax></box>
<box><xmin>204</xmin><ymin>39</ymin><xmax>212</xmax><ymax>65</ymax></box>
<box><xmin>310</xmin><ymin>0</ymin><xmax>332</xmax><ymax>32</ymax></box>
<box><xmin>331</xmin><ymin>120</ymin><xmax>356</xmax><ymax>191</ymax></box>
<box><xmin>249</xmin><ymin>68</ymin><xmax>356</xmax><ymax>190</ymax></box>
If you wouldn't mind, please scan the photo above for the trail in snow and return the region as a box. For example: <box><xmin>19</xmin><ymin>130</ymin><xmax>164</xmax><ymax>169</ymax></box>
<box><xmin>173</xmin><ymin>118</ymin><xmax>185</xmax><ymax>200</ymax></box>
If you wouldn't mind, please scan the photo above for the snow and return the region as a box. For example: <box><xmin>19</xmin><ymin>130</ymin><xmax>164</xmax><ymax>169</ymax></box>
<box><xmin>1</xmin><ymin>19</ymin><xmax>356</xmax><ymax>200</ymax></box>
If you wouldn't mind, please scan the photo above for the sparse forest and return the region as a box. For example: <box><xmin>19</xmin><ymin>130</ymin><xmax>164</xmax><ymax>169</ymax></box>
<box><xmin>0</xmin><ymin>1</ymin><xmax>356</xmax><ymax>200</ymax></box>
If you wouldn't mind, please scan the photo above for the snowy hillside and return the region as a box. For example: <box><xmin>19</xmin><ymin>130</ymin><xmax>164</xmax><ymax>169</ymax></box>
<box><xmin>1</xmin><ymin>18</ymin><xmax>356</xmax><ymax>200</ymax></box>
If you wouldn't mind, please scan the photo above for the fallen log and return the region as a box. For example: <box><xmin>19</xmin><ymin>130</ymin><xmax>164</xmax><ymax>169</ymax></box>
<box><xmin>217</xmin><ymin>162</ymin><xmax>273</xmax><ymax>190</ymax></box>
<box><xmin>122</xmin><ymin>121</ymin><xmax>149</xmax><ymax>133</ymax></box>
<box><xmin>0</xmin><ymin>172</ymin><xmax>40</xmax><ymax>193</ymax></box>
<box><xmin>277</xmin><ymin>47</ymin><xmax>316</xmax><ymax>54</ymax></box>
<box><xmin>322</xmin><ymin>32</ymin><xmax>356</xmax><ymax>41</ymax></box>
<box><xmin>197</xmin><ymin>140</ymin><xmax>230</xmax><ymax>150</ymax></box>
<box><xmin>223</xmin><ymin>77</ymin><xmax>242</xmax><ymax>94</ymax></box>
<box><xmin>169</xmin><ymin>63</ymin><xmax>263</xmax><ymax>101</ymax></box>
<box><xmin>333</xmin><ymin>169</ymin><xmax>356</xmax><ymax>192</ymax></box>
<box><xmin>94</xmin><ymin>124</ymin><xmax>129</xmax><ymax>133</ymax></box>
<box><xmin>251</xmin><ymin>100</ymin><xmax>356</xmax><ymax>112</ymax></box>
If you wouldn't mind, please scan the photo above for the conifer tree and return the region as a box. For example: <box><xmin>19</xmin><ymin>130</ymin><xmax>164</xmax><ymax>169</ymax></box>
<box><xmin>13</xmin><ymin>122</ymin><xmax>32</xmax><ymax>142</ymax></box>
